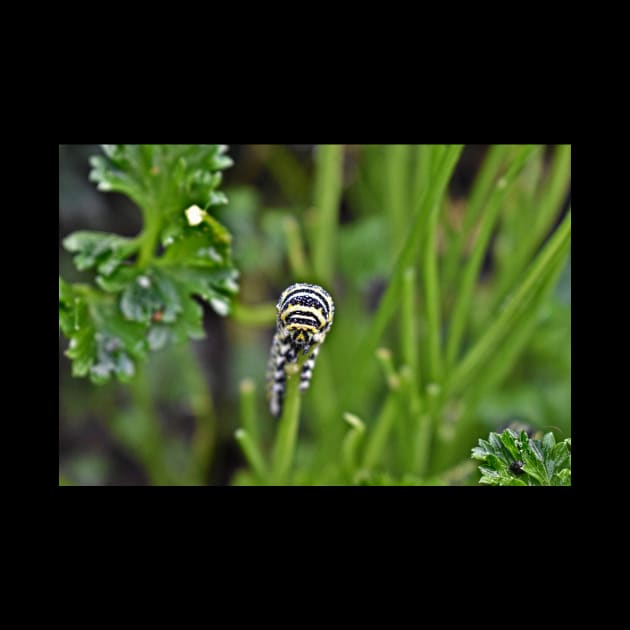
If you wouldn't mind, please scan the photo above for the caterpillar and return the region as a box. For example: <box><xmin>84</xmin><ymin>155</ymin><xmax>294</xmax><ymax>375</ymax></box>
<box><xmin>266</xmin><ymin>283</ymin><xmax>335</xmax><ymax>417</ymax></box>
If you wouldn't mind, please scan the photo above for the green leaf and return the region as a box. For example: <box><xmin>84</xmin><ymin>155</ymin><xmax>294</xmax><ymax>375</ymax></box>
<box><xmin>120</xmin><ymin>268</ymin><xmax>182</xmax><ymax>325</ymax></box>
<box><xmin>62</xmin><ymin>231</ymin><xmax>138</xmax><ymax>276</ymax></box>
<box><xmin>161</xmin><ymin>211</ymin><xmax>233</xmax><ymax>268</ymax></box>
<box><xmin>471</xmin><ymin>428</ymin><xmax>571</xmax><ymax>486</ymax></box>
<box><xmin>60</xmin><ymin>145</ymin><xmax>240</xmax><ymax>383</ymax></box>
<box><xmin>60</xmin><ymin>290</ymin><xmax>148</xmax><ymax>384</ymax></box>
<box><xmin>89</xmin><ymin>144</ymin><xmax>233</xmax><ymax>218</ymax></box>
<box><xmin>162</xmin><ymin>266</ymin><xmax>239</xmax><ymax>317</ymax></box>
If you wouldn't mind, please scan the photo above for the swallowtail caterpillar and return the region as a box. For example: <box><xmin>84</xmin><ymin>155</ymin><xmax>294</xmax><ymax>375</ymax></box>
<box><xmin>266</xmin><ymin>283</ymin><xmax>334</xmax><ymax>417</ymax></box>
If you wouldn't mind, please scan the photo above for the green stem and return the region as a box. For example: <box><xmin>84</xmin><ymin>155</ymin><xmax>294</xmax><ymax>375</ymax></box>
<box><xmin>442</xmin><ymin>145</ymin><xmax>511</xmax><ymax>291</ymax></box>
<box><xmin>235</xmin><ymin>429</ymin><xmax>268</xmax><ymax>482</ymax></box>
<box><xmin>396</xmin><ymin>366</ymin><xmax>419</xmax><ymax>474</ymax></box>
<box><xmin>401</xmin><ymin>267</ymin><xmax>420</xmax><ymax>383</ymax></box>
<box><xmin>465</xmin><ymin>245</ymin><xmax>571</xmax><ymax>404</ymax></box>
<box><xmin>173</xmin><ymin>342</ymin><xmax>217</xmax><ymax>484</ymax></box>
<box><xmin>447</xmin><ymin>210</ymin><xmax>571</xmax><ymax>396</ymax></box>
<box><xmin>416</xmin><ymin>382</ymin><xmax>442</xmax><ymax>476</ymax></box>
<box><xmin>127</xmin><ymin>364</ymin><xmax>170</xmax><ymax>485</ymax></box>
<box><xmin>445</xmin><ymin>145</ymin><xmax>540</xmax><ymax>370</ymax></box>
<box><xmin>239</xmin><ymin>378</ymin><xmax>259</xmax><ymax>448</ymax></box>
<box><xmin>341</xmin><ymin>413</ymin><xmax>366</xmax><ymax>482</ymax></box>
<box><xmin>412</xmin><ymin>145</ymin><xmax>433</xmax><ymax>213</ymax></box>
<box><xmin>138</xmin><ymin>207</ymin><xmax>162</xmax><ymax>268</ymax></box>
<box><xmin>375</xmin><ymin>347</ymin><xmax>399</xmax><ymax>390</ymax></box>
<box><xmin>362</xmin><ymin>392</ymin><xmax>400</xmax><ymax>471</ymax></box>
<box><xmin>312</xmin><ymin>144</ymin><xmax>344</xmax><ymax>285</ymax></box>
<box><xmin>492</xmin><ymin>144</ymin><xmax>571</xmax><ymax>311</ymax></box>
<box><xmin>346</xmin><ymin>145</ymin><xmax>463</xmax><ymax>403</ymax></box>
<box><xmin>283</xmin><ymin>215</ymin><xmax>311</xmax><ymax>279</ymax></box>
<box><xmin>270</xmin><ymin>350</ymin><xmax>313</xmax><ymax>484</ymax></box>
<box><xmin>423</xmin><ymin>198</ymin><xmax>444</xmax><ymax>383</ymax></box>
<box><xmin>385</xmin><ymin>144</ymin><xmax>411</xmax><ymax>256</ymax></box>
<box><xmin>362</xmin><ymin>349</ymin><xmax>402</xmax><ymax>471</ymax></box>
<box><xmin>414</xmin><ymin>413</ymin><xmax>433</xmax><ymax>477</ymax></box>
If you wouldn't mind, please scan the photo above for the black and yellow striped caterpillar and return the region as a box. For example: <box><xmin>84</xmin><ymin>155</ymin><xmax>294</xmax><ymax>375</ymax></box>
<box><xmin>266</xmin><ymin>283</ymin><xmax>335</xmax><ymax>417</ymax></box>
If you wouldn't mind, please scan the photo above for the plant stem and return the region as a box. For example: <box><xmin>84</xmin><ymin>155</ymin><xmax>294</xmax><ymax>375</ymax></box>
<box><xmin>444</xmin><ymin>145</ymin><xmax>540</xmax><ymax>370</ymax></box>
<box><xmin>312</xmin><ymin>144</ymin><xmax>344</xmax><ymax>286</ymax></box>
<box><xmin>401</xmin><ymin>267</ymin><xmax>420</xmax><ymax>383</ymax></box>
<box><xmin>492</xmin><ymin>144</ymin><xmax>571</xmax><ymax>310</ymax></box>
<box><xmin>423</xmin><ymin>197</ymin><xmax>444</xmax><ymax>383</ymax></box>
<box><xmin>362</xmin><ymin>392</ymin><xmax>400</xmax><ymax>471</ymax></box>
<box><xmin>447</xmin><ymin>209</ymin><xmax>571</xmax><ymax>396</ymax></box>
<box><xmin>385</xmin><ymin>144</ymin><xmax>411</xmax><ymax>257</ymax></box>
<box><xmin>172</xmin><ymin>342</ymin><xmax>217</xmax><ymax>484</ymax></box>
<box><xmin>235</xmin><ymin>429</ymin><xmax>268</xmax><ymax>482</ymax></box>
<box><xmin>341</xmin><ymin>413</ymin><xmax>366</xmax><ymax>482</ymax></box>
<box><xmin>412</xmin><ymin>145</ymin><xmax>433</xmax><ymax>212</ymax></box>
<box><xmin>442</xmin><ymin>145</ymin><xmax>511</xmax><ymax>291</ymax></box>
<box><xmin>283</xmin><ymin>215</ymin><xmax>311</xmax><ymax>280</ymax></box>
<box><xmin>270</xmin><ymin>350</ymin><xmax>313</xmax><ymax>484</ymax></box>
<box><xmin>347</xmin><ymin>145</ymin><xmax>463</xmax><ymax>402</ymax></box>
<box><xmin>362</xmin><ymin>349</ymin><xmax>401</xmax><ymax>471</ymax></box>
<box><xmin>466</xmin><ymin>244</ymin><xmax>571</xmax><ymax>403</ymax></box>
<box><xmin>127</xmin><ymin>364</ymin><xmax>170</xmax><ymax>484</ymax></box>
<box><xmin>239</xmin><ymin>378</ymin><xmax>259</xmax><ymax>447</ymax></box>
<box><xmin>375</xmin><ymin>347</ymin><xmax>399</xmax><ymax>389</ymax></box>
<box><xmin>138</xmin><ymin>207</ymin><xmax>162</xmax><ymax>268</ymax></box>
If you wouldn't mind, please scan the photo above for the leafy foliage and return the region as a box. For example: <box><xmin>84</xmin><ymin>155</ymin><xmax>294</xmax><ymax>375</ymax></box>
<box><xmin>59</xmin><ymin>145</ymin><xmax>238</xmax><ymax>384</ymax></box>
<box><xmin>471</xmin><ymin>428</ymin><xmax>571</xmax><ymax>486</ymax></box>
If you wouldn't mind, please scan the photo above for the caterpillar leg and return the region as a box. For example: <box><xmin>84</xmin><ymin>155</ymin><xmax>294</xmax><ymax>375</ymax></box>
<box><xmin>267</xmin><ymin>334</ymin><xmax>298</xmax><ymax>417</ymax></box>
<box><xmin>299</xmin><ymin>344</ymin><xmax>320</xmax><ymax>392</ymax></box>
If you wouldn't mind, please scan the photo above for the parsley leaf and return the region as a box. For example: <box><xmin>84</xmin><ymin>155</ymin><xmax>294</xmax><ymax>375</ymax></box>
<box><xmin>471</xmin><ymin>428</ymin><xmax>571</xmax><ymax>486</ymax></box>
<box><xmin>60</xmin><ymin>144</ymin><xmax>238</xmax><ymax>384</ymax></box>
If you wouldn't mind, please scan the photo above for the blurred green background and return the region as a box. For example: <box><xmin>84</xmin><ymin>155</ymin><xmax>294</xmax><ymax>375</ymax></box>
<box><xmin>59</xmin><ymin>144</ymin><xmax>570</xmax><ymax>485</ymax></box>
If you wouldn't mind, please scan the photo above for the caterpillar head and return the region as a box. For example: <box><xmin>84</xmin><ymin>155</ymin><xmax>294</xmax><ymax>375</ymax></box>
<box><xmin>276</xmin><ymin>282</ymin><xmax>334</xmax><ymax>349</ymax></box>
<box><xmin>283</xmin><ymin>322</ymin><xmax>324</xmax><ymax>347</ymax></box>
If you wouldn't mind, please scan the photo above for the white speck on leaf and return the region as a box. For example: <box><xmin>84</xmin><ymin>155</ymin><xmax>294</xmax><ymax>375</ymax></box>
<box><xmin>137</xmin><ymin>275</ymin><xmax>151</xmax><ymax>288</ymax></box>
<box><xmin>185</xmin><ymin>204</ymin><xmax>205</xmax><ymax>226</ymax></box>
<box><xmin>210</xmin><ymin>298</ymin><xmax>229</xmax><ymax>316</ymax></box>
